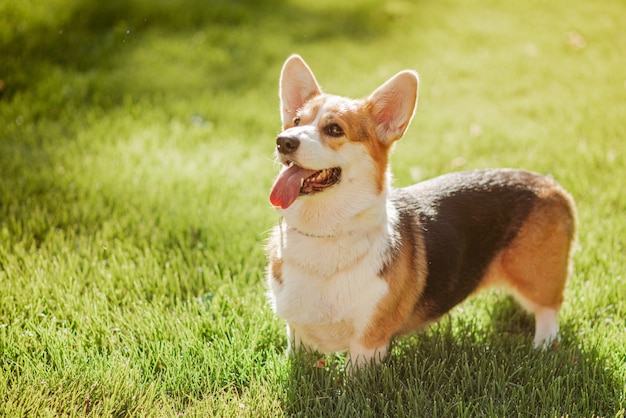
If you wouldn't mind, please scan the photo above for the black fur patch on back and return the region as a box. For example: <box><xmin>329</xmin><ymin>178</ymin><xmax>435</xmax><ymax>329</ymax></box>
<box><xmin>393</xmin><ymin>169</ymin><xmax>540</xmax><ymax>321</ymax></box>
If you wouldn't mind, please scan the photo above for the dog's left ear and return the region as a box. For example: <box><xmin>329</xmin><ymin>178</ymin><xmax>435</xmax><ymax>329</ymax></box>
<box><xmin>367</xmin><ymin>70</ymin><xmax>419</xmax><ymax>145</ymax></box>
<box><xmin>279</xmin><ymin>55</ymin><xmax>322</xmax><ymax>128</ymax></box>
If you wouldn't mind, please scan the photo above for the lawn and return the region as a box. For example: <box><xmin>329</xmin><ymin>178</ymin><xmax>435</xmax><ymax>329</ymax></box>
<box><xmin>1</xmin><ymin>0</ymin><xmax>625</xmax><ymax>416</ymax></box>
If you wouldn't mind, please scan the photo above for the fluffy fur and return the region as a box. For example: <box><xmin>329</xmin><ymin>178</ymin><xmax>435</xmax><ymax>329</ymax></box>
<box><xmin>266</xmin><ymin>54</ymin><xmax>577</xmax><ymax>368</ymax></box>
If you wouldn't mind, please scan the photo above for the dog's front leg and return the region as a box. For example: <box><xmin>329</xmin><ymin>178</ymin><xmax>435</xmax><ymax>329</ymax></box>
<box><xmin>285</xmin><ymin>324</ymin><xmax>301</xmax><ymax>357</ymax></box>
<box><xmin>347</xmin><ymin>341</ymin><xmax>388</xmax><ymax>369</ymax></box>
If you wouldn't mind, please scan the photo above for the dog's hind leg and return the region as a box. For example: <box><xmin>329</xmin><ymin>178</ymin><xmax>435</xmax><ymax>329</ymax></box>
<box><xmin>532</xmin><ymin>305</ymin><xmax>560</xmax><ymax>348</ymax></box>
<box><xmin>492</xmin><ymin>189</ymin><xmax>576</xmax><ymax>348</ymax></box>
<box><xmin>509</xmin><ymin>294</ymin><xmax>561</xmax><ymax>348</ymax></box>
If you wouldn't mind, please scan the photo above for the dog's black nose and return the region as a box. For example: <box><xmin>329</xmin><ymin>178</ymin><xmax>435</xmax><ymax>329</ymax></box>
<box><xmin>276</xmin><ymin>135</ymin><xmax>300</xmax><ymax>154</ymax></box>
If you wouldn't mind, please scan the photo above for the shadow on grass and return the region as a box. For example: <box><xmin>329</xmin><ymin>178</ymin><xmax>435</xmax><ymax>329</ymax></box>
<box><xmin>0</xmin><ymin>0</ymin><xmax>395</xmax><ymax>260</ymax></box>
<box><xmin>0</xmin><ymin>0</ymin><xmax>395</xmax><ymax>246</ymax></box>
<box><xmin>281</xmin><ymin>299</ymin><xmax>623</xmax><ymax>417</ymax></box>
<box><xmin>1</xmin><ymin>0</ymin><xmax>393</xmax><ymax>101</ymax></box>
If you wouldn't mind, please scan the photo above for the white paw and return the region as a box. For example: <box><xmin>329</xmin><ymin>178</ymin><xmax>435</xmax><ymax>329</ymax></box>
<box><xmin>533</xmin><ymin>308</ymin><xmax>560</xmax><ymax>349</ymax></box>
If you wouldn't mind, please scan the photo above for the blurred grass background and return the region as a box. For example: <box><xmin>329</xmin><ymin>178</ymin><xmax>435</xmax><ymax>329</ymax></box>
<box><xmin>1</xmin><ymin>0</ymin><xmax>625</xmax><ymax>416</ymax></box>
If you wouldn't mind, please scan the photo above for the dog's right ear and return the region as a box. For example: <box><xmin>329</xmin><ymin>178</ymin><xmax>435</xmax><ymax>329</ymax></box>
<box><xmin>367</xmin><ymin>70</ymin><xmax>419</xmax><ymax>146</ymax></box>
<box><xmin>279</xmin><ymin>55</ymin><xmax>322</xmax><ymax>128</ymax></box>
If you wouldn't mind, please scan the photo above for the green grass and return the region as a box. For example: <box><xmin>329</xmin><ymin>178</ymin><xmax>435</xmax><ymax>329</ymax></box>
<box><xmin>1</xmin><ymin>0</ymin><xmax>625</xmax><ymax>416</ymax></box>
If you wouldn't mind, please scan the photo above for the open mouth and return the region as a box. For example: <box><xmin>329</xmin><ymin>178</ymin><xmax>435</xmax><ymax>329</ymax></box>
<box><xmin>269</xmin><ymin>162</ymin><xmax>342</xmax><ymax>209</ymax></box>
<box><xmin>299</xmin><ymin>165</ymin><xmax>342</xmax><ymax>195</ymax></box>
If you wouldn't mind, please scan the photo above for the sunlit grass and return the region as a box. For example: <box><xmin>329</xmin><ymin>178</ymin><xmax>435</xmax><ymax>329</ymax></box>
<box><xmin>1</xmin><ymin>0</ymin><xmax>625</xmax><ymax>416</ymax></box>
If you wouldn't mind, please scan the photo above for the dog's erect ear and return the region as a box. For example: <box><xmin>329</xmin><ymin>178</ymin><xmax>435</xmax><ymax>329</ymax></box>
<box><xmin>367</xmin><ymin>70</ymin><xmax>419</xmax><ymax>145</ymax></box>
<box><xmin>279</xmin><ymin>55</ymin><xmax>322</xmax><ymax>128</ymax></box>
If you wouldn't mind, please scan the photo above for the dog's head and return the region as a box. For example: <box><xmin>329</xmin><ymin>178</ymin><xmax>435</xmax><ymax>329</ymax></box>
<box><xmin>270</xmin><ymin>55</ymin><xmax>418</xmax><ymax>234</ymax></box>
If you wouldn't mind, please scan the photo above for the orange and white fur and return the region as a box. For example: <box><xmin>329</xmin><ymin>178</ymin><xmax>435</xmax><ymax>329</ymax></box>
<box><xmin>266</xmin><ymin>55</ymin><xmax>576</xmax><ymax>368</ymax></box>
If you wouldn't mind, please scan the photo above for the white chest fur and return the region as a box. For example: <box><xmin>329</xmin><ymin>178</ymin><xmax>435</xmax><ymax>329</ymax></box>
<box><xmin>267</xmin><ymin>220</ymin><xmax>393</xmax><ymax>353</ymax></box>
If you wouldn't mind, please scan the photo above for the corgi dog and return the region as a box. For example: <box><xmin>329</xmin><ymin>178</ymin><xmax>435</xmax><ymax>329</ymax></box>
<box><xmin>266</xmin><ymin>54</ymin><xmax>577</xmax><ymax>368</ymax></box>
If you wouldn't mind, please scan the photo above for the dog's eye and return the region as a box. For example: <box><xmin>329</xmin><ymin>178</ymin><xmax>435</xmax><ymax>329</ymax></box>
<box><xmin>293</xmin><ymin>117</ymin><xmax>300</xmax><ymax>126</ymax></box>
<box><xmin>325</xmin><ymin>123</ymin><xmax>344</xmax><ymax>137</ymax></box>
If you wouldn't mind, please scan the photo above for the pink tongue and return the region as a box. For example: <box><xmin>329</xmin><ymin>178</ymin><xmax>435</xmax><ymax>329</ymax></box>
<box><xmin>270</xmin><ymin>165</ymin><xmax>317</xmax><ymax>209</ymax></box>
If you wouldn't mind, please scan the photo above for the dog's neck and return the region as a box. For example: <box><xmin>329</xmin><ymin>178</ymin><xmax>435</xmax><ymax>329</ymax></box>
<box><xmin>278</xmin><ymin>191</ymin><xmax>394</xmax><ymax>240</ymax></box>
<box><xmin>275</xmin><ymin>195</ymin><xmax>399</xmax><ymax>279</ymax></box>
<box><xmin>279</xmin><ymin>217</ymin><xmax>339</xmax><ymax>239</ymax></box>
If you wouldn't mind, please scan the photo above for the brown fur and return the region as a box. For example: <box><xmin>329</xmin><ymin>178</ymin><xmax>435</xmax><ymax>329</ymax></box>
<box><xmin>360</xmin><ymin>211</ymin><xmax>428</xmax><ymax>350</ymax></box>
<box><xmin>489</xmin><ymin>185</ymin><xmax>576</xmax><ymax>308</ymax></box>
<box><xmin>266</xmin><ymin>235</ymin><xmax>283</xmax><ymax>285</ymax></box>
